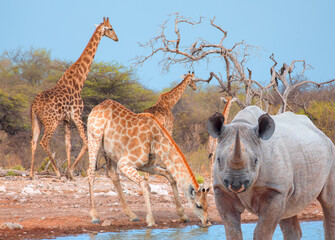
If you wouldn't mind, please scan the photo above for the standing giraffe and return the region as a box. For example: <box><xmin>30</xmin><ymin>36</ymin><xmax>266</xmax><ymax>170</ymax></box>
<box><xmin>207</xmin><ymin>96</ymin><xmax>236</xmax><ymax>186</ymax></box>
<box><xmin>87</xmin><ymin>99</ymin><xmax>210</xmax><ymax>227</ymax></box>
<box><xmin>30</xmin><ymin>17</ymin><xmax>118</xmax><ymax>180</ymax></box>
<box><xmin>144</xmin><ymin>72</ymin><xmax>197</xmax><ymax>134</ymax></box>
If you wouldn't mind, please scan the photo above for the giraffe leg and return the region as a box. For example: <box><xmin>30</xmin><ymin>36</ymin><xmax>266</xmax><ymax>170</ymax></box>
<box><xmin>30</xmin><ymin>111</ymin><xmax>41</xmax><ymax>180</ymax></box>
<box><xmin>144</xmin><ymin>172</ymin><xmax>150</xmax><ymax>182</ymax></box>
<box><xmin>64</xmin><ymin>121</ymin><xmax>73</xmax><ymax>180</ymax></box>
<box><xmin>105</xmin><ymin>156</ymin><xmax>139</xmax><ymax>221</ymax></box>
<box><xmin>39</xmin><ymin>122</ymin><xmax>61</xmax><ymax>178</ymax></box>
<box><xmin>87</xmin><ymin>129</ymin><xmax>102</xmax><ymax>223</ymax></box>
<box><xmin>68</xmin><ymin>116</ymin><xmax>88</xmax><ymax>180</ymax></box>
<box><xmin>207</xmin><ymin>137</ymin><xmax>217</xmax><ymax>188</ymax></box>
<box><xmin>151</xmin><ymin>165</ymin><xmax>188</xmax><ymax>222</ymax></box>
<box><xmin>118</xmin><ymin>158</ymin><xmax>156</xmax><ymax>227</ymax></box>
<box><xmin>143</xmin><ymin>154</ymin><xmax>156</xmax><ymax>188</ymax></box>
<box><xmin>209</xmin><ymin>152</ymin><xmax>215</xmax><ymax>188</ymax></box>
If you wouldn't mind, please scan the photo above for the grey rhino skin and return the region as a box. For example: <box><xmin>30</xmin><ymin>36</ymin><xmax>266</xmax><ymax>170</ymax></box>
<box><xmin>207</xmin><ymin>106</ymin><xmax>335</xmax><ymax>240</ymax></box>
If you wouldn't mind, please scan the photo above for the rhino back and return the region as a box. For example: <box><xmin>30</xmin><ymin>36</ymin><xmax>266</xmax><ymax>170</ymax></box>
<box><xmin>232</xmin><ymin>106</ymin><xmax>334</xmax><ymax>217</ymax></box>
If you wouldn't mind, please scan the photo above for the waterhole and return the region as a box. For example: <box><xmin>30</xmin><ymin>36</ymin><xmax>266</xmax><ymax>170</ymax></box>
<box><xmin>51</xmin><ymin>221</ymin><xmax>323</xmax><ymax>240</ymax></box>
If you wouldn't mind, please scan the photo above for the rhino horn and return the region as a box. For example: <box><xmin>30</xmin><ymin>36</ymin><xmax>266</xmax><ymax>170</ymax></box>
<box><xmin>229</xmin><ymin>129</ymin><xmax>246</xmax><ymax>169</ymax></box>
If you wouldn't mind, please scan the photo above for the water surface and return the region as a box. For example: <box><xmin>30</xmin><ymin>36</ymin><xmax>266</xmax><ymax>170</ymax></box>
<box><xmin>52</xmin><ymin>221</ymin><xmax>324</xmax><ymax>240</ymax></box>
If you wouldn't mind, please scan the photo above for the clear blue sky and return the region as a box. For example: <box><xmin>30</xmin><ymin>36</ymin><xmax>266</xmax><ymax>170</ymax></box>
<box><xmin>1</xmin><ymin>0</ymin><xmax>334</xmax><ymax>91</ymax></box>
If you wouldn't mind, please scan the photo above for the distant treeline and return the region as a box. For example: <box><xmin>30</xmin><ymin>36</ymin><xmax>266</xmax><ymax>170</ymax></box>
<box><xmin>0</xmin><ymin>47</ymin><xmax>334</xmax><ymax>175</ymax></box>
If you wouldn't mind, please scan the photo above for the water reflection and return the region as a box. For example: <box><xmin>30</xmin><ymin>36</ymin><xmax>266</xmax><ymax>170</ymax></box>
<box><xmin>51</xmin><ymin>221</ymin><xmax>324</xmax><ymax>240</ymax></box>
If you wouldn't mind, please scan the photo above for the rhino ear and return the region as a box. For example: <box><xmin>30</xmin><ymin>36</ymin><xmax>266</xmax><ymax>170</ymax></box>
<box><xmin>255</xmin><ymin>113</ymin><xmax>275</xmax><ymax>140</ymax></box>
<box><xmin>207</xmin><ymin>112</ymin><xmax>225</xmax><ymax>138</ymax></box>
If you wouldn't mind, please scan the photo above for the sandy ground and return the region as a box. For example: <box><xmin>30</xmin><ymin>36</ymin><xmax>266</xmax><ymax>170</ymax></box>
<box><xmin>0</xmin><ymin>175</ymin><xmax>324</xmax><ymax>240</ymax></box>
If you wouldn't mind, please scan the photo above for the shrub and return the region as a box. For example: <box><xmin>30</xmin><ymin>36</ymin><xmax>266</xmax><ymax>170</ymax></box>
<box><xmin>37</xmin><ymin>157</ymin><xmax>54</xmax><ymax>172</ymax></box>
<box><xmin>5</xmin><ymin>170</ymin><xmax>18</xmax><ymax>177</ymax></box>
<box><xmin>81</xmin><ymin>169</ymin><xmax>87</xmax><ymax>177</ymax></box>
<box><xmin>11</xmin><ymin>164</ymin><xmax>25</xmax><ymax>171</ymax></box>
<box><xmin>195</xmin><ymin>174</ymin><xmax>205</xmax><ymax>184</ymax></box>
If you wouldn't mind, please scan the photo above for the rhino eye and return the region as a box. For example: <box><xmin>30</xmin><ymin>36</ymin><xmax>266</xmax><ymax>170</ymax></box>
<box><xmin>254</xmin><ymin>158</ymin><xmax>258</xmax><ymax>164</ymax></box>
<box><xmin>217</xmin><ymin>157</ymin><xmax>220</xmax><ymax>164</ymax></box>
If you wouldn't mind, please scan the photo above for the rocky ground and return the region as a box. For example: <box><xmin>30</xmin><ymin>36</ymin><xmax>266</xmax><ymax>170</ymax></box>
<box><xmin>0</xmin><ymin>175</ymin><xmax>323</xmax><ymax>240</ymax></box>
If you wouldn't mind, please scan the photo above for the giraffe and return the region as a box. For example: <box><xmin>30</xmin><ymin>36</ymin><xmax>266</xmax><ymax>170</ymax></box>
<box><xmin>142</xmin><ymin>72</ymin><xmax>197</xmax><ymax>182</ymax></box>
<box><xmin>207</xmin><ymin>96</ymin><xmax>236</xmax><ymax>187</ymax></box>
<box><xmin>87</xmin><ymin>99</ymin><xmax>210</xmax><ymax>227</ymax></box>
<box><xmin>144</xmin><ymin>72</ymin><xmax>197</xmax><ymax>134</ymax></box>
<box><xmin>144</xmin><ymin>72</ymin><xmax>197</xmax><ymax>135</ymax></box>
<box><xmin>30</xmin><ymin>17</ymin><xmax>118</xmax><ymax>180</ymax></box>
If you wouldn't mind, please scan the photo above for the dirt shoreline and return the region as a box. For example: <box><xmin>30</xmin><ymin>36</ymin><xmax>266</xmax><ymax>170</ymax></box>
<box><xmin>0</xmin><ymin>175</ymin><xmax>324</xmax><ymax>239</ymax></box>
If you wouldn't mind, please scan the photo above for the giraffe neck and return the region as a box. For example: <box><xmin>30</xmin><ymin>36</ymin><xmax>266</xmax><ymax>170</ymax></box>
<box><xmin>222</xmin><ymin>97</ymin><xmax>233</xmax><ymax>124</ymax></box>
<box><xmin>57</xmin><ymin>24</ymin><xmax>104</xmax><ymax>92</ymax></box>
<box><xmin>159</xmin><ymin>76</ymin><xmax>191</xmax><ymax>108</ymax></box>
<box><xmin>143</xmin><ymin>113</ymin><xmax>199</xmax><ymax>190</ymax></box>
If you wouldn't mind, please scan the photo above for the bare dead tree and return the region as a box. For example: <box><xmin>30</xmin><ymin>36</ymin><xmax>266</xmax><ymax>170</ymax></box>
<box><xmin>269</xmin><ymin>54</ymin><xmax>335</xmax><ymax>113</ymax></box>
<box><xmin>136</xmin><ymin>13</ymin><xmax>335</xmax><ymax>113</ymax></box>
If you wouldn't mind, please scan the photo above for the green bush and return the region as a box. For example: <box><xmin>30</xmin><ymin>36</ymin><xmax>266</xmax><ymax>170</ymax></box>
<box><xmin>195</xmin><ymin>174</ymin><xmax>205</xmax><ymax>184</ymax></box>
<box><xmin>11</xmin><ymin>164</ymin><xmax>25</xmax><ymax>171</ymax></box>
<box><xmin>37</xmin><ymin>157</ymin><xmax>54</xmax><ymax>172</ymax></box>
<box><xmin>81</xmin><ymin>169</ymin><xmax>87</xmax><ymax>177</ymax></box>
<box><xmin>5</xmin><ymin>170</ymin><xmax>19</xmax><ymax>176</ymax></box>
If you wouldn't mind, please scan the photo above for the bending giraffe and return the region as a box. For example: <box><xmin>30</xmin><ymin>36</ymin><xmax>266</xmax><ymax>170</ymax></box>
<box><xmin>207</xmin><ymin>96</ymin><xmax>236</xmax><ymax>187</ymax></box>
<box><xmin>87</xmin><ymin>99</ymin><xmax>210</xmax><ymax>227</ymax></box>
<box><xmin>30</xmin><ymin>17</ymin><xmax>118</xmax><ymax>180</ymax></box>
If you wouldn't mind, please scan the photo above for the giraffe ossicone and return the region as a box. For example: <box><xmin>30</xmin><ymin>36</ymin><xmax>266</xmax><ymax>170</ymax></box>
<box><xmin>87</xmin><ymin>99</ymin><xmax>211</xmax><ymax>227</ymax></box>
<box><xmin>30</xmin><ymin>17</ymin><xmax>118</xmax><ymax>180</ymax></box>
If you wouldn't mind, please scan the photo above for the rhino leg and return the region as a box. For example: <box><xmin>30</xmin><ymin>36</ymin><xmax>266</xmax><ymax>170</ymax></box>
<box><xmin>254</xmin><ymin>191</ymin><xmax>285</xmax><ymax>240</ymax></box>
<box><xmin>214</xmin><ymin>187</ymin><xmax>243</xmax><ymax>239</ymax></box>
<box><xmin>317</xmin><ymin>163</ymin><xmax>335</xmax><ymax>240</ymax></box>
<box><xmin>279</xmin><ymin>215</ymin><xmax>302</xmax><ymax>240</ymax></box>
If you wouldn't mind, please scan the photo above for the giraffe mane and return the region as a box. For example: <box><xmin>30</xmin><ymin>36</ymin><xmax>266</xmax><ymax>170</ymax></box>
<box><xmin>160</xmin><ymin>74</ymin><xmax>191</xmax><ymax>98</ymax></box>
<box><xmin>222</xmin><ymin>97</ymin><xmax>232</xmax><ymax>115</ymax></box>
<box><xmin>140</xmin><ymin>113</ymin><xmax>200</xmax><ymax>190</ymax></box>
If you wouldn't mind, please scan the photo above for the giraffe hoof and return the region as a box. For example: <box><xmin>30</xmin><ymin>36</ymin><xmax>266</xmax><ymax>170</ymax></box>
<box><xmin>91</xmin><ymin>219</ymin><xmax>100</xmax><ymax>224</ymax></box>
<box><xmin>147</xmin><ymin>223</ymin><xmax>157</xmax><ymax>228</ymax></box>
<box><xmin>65</xmin><ymin>171</ymin><xmax>74</xmax><ymax>181</ymax></box>
<box><xmin>130</xmin><ymin>217</ymin><xmax>139</xmax><ymax>222</ymax></box>
<box><xmin>178</xmin><ymin>218</ymin><xmax>189</xmax><ymax>223</ymax></box>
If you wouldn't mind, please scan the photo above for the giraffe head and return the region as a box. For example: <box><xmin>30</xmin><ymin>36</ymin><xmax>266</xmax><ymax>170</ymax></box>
<box><xmin>98</xmin><ymin>17</ymin><xmax>118</xmax><ymax>41</ymax></box>
<box><xmin>182</xmin><ymin>72</ymin><xmax>197</xmax><ymax>90</ymax></box>
<box><xmin>186</xmin><ymin>184</ymin><xmax>211</xmax><ymax>227</ymax></box>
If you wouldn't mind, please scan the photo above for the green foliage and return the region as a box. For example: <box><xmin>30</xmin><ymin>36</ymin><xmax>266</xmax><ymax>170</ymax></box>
<box><xmin>195</xmin><ymin>174</ymin><xmax>205</xmax><ymax>184</ymax></box>
<box><xmin>81</xmin><ymin>169</ymin><xmax>87</xmax><ymax>177</ymax></box>
<box><xmin>37</xmin><ymin>157</ymin><xmax>54</xmax><ymax>172</ymax></box>
<box><xmin>0</xmin><ymin>90</ymin><xmax>27</xmax><ymax>135</ymax></box>
<box><xmin>1</xmin><ymin>47</ymin><xmax>52</xmax><ymax>86</ymax></box>
<box><xmin>5</xmin><ymin>170</ymin><xmax>19</xmax><ymax>177</ymax></box>
<box><xmin>81</xmin><ymin>61</ymin><xmax>157</xmax><ymax>120</ymax></box>
<box><xmin>0</xmin><ymin>47</ymin><xmax>66</xmax><ymax>134</ymax></box>
<box><xmin>301</xmin><ymin>100</ymin><xmax>335</xmax><ymax>141</ymax></box>
<box><xmin>11</xmin><ymin>164</ymin><xmax>25</xmax><ymax>171</ymax></box>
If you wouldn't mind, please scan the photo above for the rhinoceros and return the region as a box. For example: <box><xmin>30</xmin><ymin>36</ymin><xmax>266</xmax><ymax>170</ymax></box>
<box><xmin>207</xmin><ymin>106</ymin><xmax>335</xmax><ymax>239</ymax></box>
